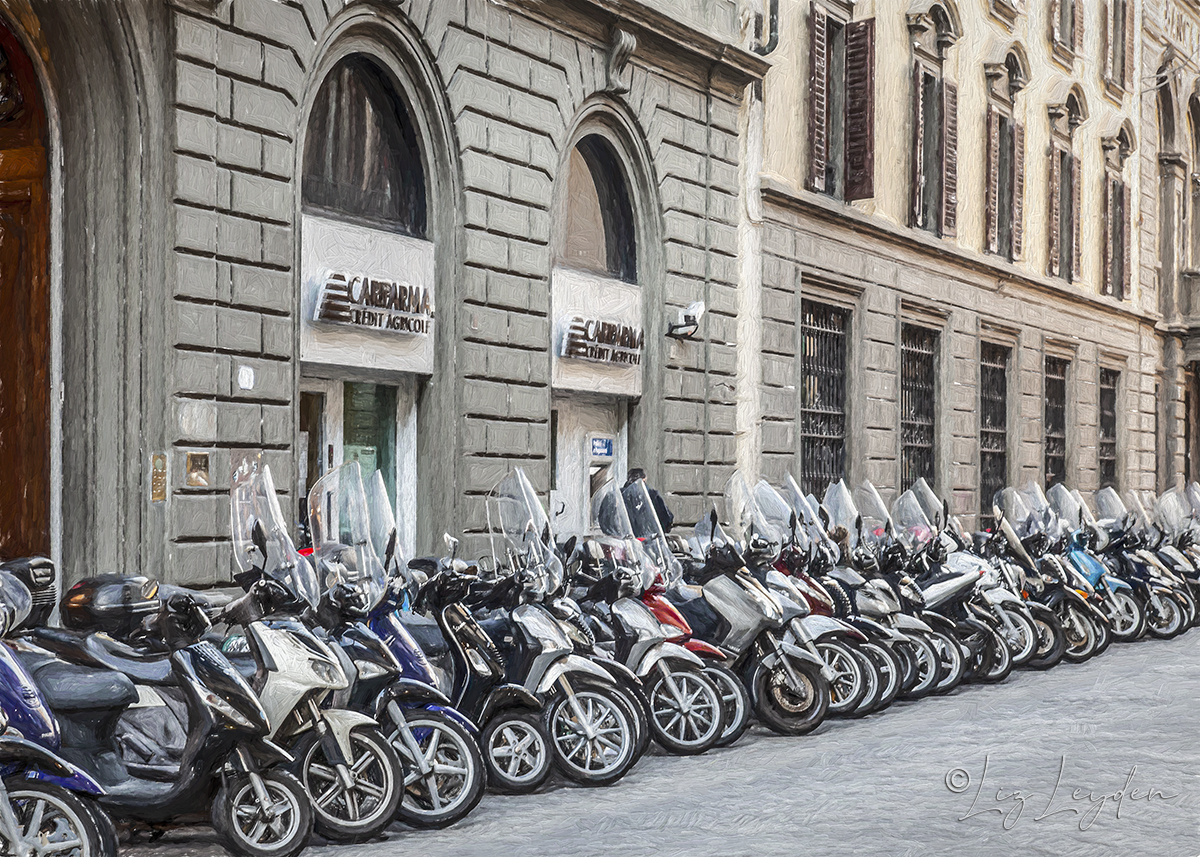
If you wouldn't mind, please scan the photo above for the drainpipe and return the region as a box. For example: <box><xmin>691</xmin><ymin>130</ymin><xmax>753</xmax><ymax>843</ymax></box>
<box><xmin>752</xmin><ymin>0</ymin><xmax>779</xmax><ymax>56</ymax></box>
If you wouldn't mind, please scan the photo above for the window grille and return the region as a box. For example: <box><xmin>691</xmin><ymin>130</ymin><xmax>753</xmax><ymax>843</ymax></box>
<box><xmin>979</xmin><ymin>342</ymin><xmax>1010</xmax><ymax>528</ymax></box>
<box><xmin>1045</xmin><ymin>357</ymin><xmax>1069</xmax><ymax>487</ymax></box>
<box><xmin>901</xmin><ymin>325</ymin><xmax>937</xmax><ymax>491</ymax></box>
<box><xmin>1099</xmin><ymin>369</ymin><xmax>1119</xmax><ymax>488</ymax></box>
<box><xmin>801</xmin><ymin>301</ymin><xmax>849</xmax><ymax>497</ymax></box>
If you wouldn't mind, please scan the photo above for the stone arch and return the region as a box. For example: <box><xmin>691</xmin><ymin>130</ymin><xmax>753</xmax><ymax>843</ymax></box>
<box><xmin>298</xmin><ymin>7</ymin><xmax>464</xmax><ymax>555</ymax></box>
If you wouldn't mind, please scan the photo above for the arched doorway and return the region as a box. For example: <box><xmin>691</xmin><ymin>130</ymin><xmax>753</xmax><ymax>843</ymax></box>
<box><xmin>0</xmin><ymin>24</ymin><xmax>48</xmax><ymax>559</ymax></box>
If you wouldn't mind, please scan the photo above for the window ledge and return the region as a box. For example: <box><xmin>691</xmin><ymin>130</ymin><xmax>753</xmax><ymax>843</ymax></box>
<box><xmin>1050</xmin><ymin>40</ymin><xmax>1076</xmax><ymax>70</ymax></box>
<box><xmin>759</xmin><ymin>173</ymin><xmax>1156</xmax><ymax>326</ymax></box>
<box><xmin>1102</xmin><ymin>77</ymin><xmax>1127</xmax><ymax>104</ymax></box>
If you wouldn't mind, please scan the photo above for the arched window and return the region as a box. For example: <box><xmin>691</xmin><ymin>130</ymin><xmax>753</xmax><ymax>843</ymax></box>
<box><xmin>559</xmin><ymin>134</ymin><xmax>636</xmax><ymax>284</ymax></box>
<box><xmin>1103</xmin><ymin>0</ymin><xmax>1133</xmax><ymax>91</ymax></box>
<box><xmin>984</xmin><ymin>48</ymin><xmax>1027</xmax><ymax>261</ymax></box>
<box><xmin>302</xmin><ymin>55</ymin><xmax>427</xmax><ymax>237</ymax></box>
<box><xmin>1047</xmin><ymin>89</ymin><xmax>1086</xmax><ymax>282</ymax></box>
<box><xmin>908</xmin><ymin>3</ymin><xmax>959</xmax><ymax>237</ymax></box>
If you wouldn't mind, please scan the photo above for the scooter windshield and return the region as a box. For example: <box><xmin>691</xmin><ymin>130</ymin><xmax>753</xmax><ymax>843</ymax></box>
<box><xmin>1187</xmin><ymin>483</ymin><xmax>1200</xmax><ymax>518</ymax></box>
<box><xmin>365</xmin><ymin>470</ymin><xmax>408</xmax><ymax>580</ymax></box>
<box><xmin>1094</xmin><ymin>486</ymin><xmax>1128</xmax><ymax>523</ymax></box>
<box><xmin>723</xmin><ymin>471</ymin><xmax>781</xmax><ymax>553</ymax></box>
<box><xmin>822</xmin><ymin>480</ymin><xmax>860</xmax><ymax>549</ymax></box>
<box><xmin>909</xmin><ymin>478</ymin><xmax>944</xmax><ymax>530</ymax></box>
<box><xmin>231</xmin><ymin>464</ymin><xmax>320</xmax><ymax>608</ymax></box>
<box><xmin>997</xmin><ymin>487</ymin><xmax>1039</xmax><ymax>539</ymax></box>
<box><xmin>890</xmin><ymin>490</ymin><xmax>934</xmax><ymax>553</ymax></box>
<box><xmin>693</xmin><ymin>509</ymin><xmax>733</xmax><ymax>552</ymax></box>
<box><xmin>1155</xmin><ymin>488</ymin><xmax>1193</xmax><ymax>540</ymax></box>
<box><xmin>592</xmin><ymin>479</ymin><xmax>635</xmax><ymax>540</ymax></box>
<box><xmin>622</xmin><ymin>480</ymin><xmax>682</xmax><ymax>584</ymax></box>
<box><xmin>590</xmin><ymin>479</ymin><xmax>654</xmax><ymax>591</ymax></box>
<box><xmin>754</xmin><ymin>480</ymin><xmax>809</xmax><ymax>553</ymax></box>
<box><xmin>783</xmin><ymin>476</ymin><xmax>835</xmax><ymax>558</ymax></box>
<box><xmin>853</xmin><ymin>481</ymin><xmax>893</xmax><ymax>552</ymax></box>
<box><xmin>487</xmin><ymin>468</ymin><xmax>562</xmax><ymax>595</ymax></box>
<box><xmin>1020</xmin><ymin>481</ymin><xmax>1063</xmax><ymax>542</ymax></box>
<box><xmin>1048</xmin><ymin>483</ymin><xmax>1084</xmax><ymax>531</ymax></box>
<box><xmin>308</xmin><ymin>462</ymin><xmax>387</xmax><ymax>609</ymax></box>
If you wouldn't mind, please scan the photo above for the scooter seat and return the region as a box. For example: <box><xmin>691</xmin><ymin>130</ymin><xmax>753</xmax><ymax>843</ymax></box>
<box><xmin>83</xmin><ymin>635</ymin><xmax>174</xmax><ymax>684</ymax></box>
<box><xmin>14</xmin><ymin>650</ymin><xmax>138</xmax><ymax>712</ymax></box>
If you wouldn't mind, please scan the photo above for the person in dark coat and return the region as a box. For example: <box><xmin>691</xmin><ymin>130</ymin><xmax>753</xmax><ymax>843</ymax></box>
<box><xmin>625</xmin><ymin>468</ymin><xmax>674</xmax><ymax>532</ymax></box>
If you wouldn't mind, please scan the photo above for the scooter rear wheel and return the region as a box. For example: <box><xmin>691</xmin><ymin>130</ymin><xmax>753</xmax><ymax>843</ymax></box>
<box><xmin>704</xmin><ymin>663</ymin><xmax>751</xmax><ymax>747</ymax></box>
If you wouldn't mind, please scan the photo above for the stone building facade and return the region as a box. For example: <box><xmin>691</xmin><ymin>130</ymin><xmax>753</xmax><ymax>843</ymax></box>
<box><xmin>0</xmin><ymin>0</ymin><xmax>766</xmax><ymax>584</ymax></box>
<box><xmin>748</xmin><ymin>0</ymin><xmax>1171</xmax><ymax>526</ymax></box>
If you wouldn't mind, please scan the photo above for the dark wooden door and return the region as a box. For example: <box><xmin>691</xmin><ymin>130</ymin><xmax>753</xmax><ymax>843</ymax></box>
<box><xmin>0</xmin><ymin>24</ymin><xmax>48</xmax><ymax>559</ymax></box>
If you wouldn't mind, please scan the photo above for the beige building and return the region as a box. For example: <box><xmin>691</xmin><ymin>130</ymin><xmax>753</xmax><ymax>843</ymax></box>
<box><xmin>735</xmin><ymin>0</ymin><xmax>1175</xmax><ymax>524</ymax></box>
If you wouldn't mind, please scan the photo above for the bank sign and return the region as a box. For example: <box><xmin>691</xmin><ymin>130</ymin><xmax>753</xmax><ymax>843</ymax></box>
<box><xmin>301</xmin><ymin>214</ymin><xmax>435</xmax><ymax>375</ymax></box>
<box><xmin>551</xmin><ymin>267</ymin><xmax>643</xmax><ymax>397</ymax></box>
<box><xmin>313</xmin><ymin>272</ymin><xmax>434</xmax><ymax>336</ymax></box>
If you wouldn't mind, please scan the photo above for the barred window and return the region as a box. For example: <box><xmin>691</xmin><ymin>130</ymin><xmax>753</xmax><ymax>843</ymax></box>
<box><xmin>1045</xmin><ymin>357</ymin><xmax>1069</xmax><ymax>487</ymax></box>
<box><xmin>980</xmin><ymin>342</ymin><xmax>1010</xmax><ymax>529</ymax></box>
<box><xmin>801</xmin><ymin>301</ymin><xmax>848</xmax><ymax>497</ymax></box>
<box><xmin>901</xmin><ymin>325</ymin><xmax>937</xmax><ymax>491</ymax></box>
<box><xmin>1099</xmin><ymin>369</ymin><xmax>1120</xmax><ymax>488</ymax></box>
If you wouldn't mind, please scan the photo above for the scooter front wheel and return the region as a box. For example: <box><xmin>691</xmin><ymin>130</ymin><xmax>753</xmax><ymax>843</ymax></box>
<box><xmin>643</xmin><ymin>663</ymin><xmax>723</xmax><ymax>755</ymax></box>
<box><xmin>390</xmin><ymin>710</ymin><xmax>485</xmax><ymax>829</ymax></box>
<box><xmin>1025</xmin><ymin>609</ymin><xmax>1067</xmax><ymax>670</ymax></box>
<box><xmin>750</xmin><ymin>660</ymin><xmax>829</xmax><ymax>736</ymax></box>
<box><xmin>543</xmin><ymin>685</ymin><xmax>637</xmax><ymax>786</ymax></box>
<box><xmin>211</xmin><ymin>768</ymin><xmax>312</xmax><ymax>857</ymax></box>
<box><xmin>481</xmin><ymin>709</ymin><xmax>552</xmax><ymax>794</ymax></box>
<box><xmin>704</xmin><ymin>662</ymin><xmax>751</xmax><ymax>747</ymax></box>
<box><xmin>4</xmin><ymin>780</ymin><xmax>117</xmax><ymax>857</ymax></box>
<box><xmin>292</xmin><ymin>724</ymin><xmax>401</xmax><ymax>843</ymax></box>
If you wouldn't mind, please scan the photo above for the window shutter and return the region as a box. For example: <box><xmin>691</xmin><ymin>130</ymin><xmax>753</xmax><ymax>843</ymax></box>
<box><xmin>911</xmin><ymin>64</ymin><xmax>925</xmax><ymax>227</ymax></box>
<box><xmin>1048</xmin><ymin>147</ymin><xmax>1061</xmax><ymax>277</ymax></box>
<box><xmin>844</xmin><ymin>18</ymin><xmax>875</xmax><ymax>201</ymax></box>
<box><xmin>1121</xmin><ymin>180</ymin><xmax>1131</xmax><ymax>299</ymax></box>
<box><xmin>1071</xmin><ymin>155</ymin><xmax>1082</xmax><ymax>281</ymax></box>
<box><xmin>985</xmin><ymin>107</ymin><xmax>1000</xmax><ymax>254</ymax></box>
<box><xmin>941</xmin><ymin>80</ymin><xmax>958</xmax><ymax>239</ymax></box>
<box><xmin>1124</xmin><ymin>1</ymin><xmax>1135</xmax><ymax>90</ymax></box>
<box><xmin>1012</xmin><ymin>122</ymin><xmax>1025</xmax><ymax>259</ymax></box>
<box><xmin>1072</xmin><ymin>0</ymin><xmax>1083</xmax><ymax>53</ymax></box>
<box><xmin>1101</xmin><ymin>3</ymin><xmax>1111</xmax><ymax>81</ymax></box>
<box><xmin>1102</xmin><ymin>176</ymin><xmax>1113</xmax><ymax>295</ymax></box>
<box><xmin>808</xmin><ymin>2</ymin><xmax>828</xmax><ymax>193</ymax></box>
<box><xmin>1051</xmin><ymin>0</ymin><xmax>1062</xmax><ymax>44</ymax></box>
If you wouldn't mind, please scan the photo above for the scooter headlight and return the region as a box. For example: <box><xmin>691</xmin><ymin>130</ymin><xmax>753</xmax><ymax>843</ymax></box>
<box><xmin>202</xmin><ymin>691</ymin><xmax>256</xmax><ymax>729</ymax></box>
<box><xmin>353</xmin><ymin>659</ymin><xmax>395</xmax><ymax>682</ymax></box>
<box><xmin>309</xmin><ymin>657</ymin><xmax>343</xmax><ymax>686</ymax></box>
<box><xmin>465</xmin><ymin>647</ymin><xmax>492</xmax><ymax>676</ymax></box>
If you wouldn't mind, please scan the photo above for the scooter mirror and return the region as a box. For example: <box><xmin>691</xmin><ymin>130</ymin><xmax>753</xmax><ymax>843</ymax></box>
<box><xmin>855</xmin><ymin>514</ymin><xmax>863</xmax><ymax>542</ymax></box>
<box><xmin>992</xmin><ymin>504</ymin><xmax>1002</xmax><ymax>528</ymax></box>
<box><xmin>562</xmin><ymin>535</ymin><xmax>577</xmax><ymax>558</ymax></box>
<box><xmin>443</xmin><ymin>532</ymin><xmax>459</xmax><ymax>559</ymax></box>
<box><xmin>709</xmin><ymin>508</ymin><xmax>719</xmax><ymax>543</ymax></box>
<box><xmin>941</xmin><ymin>499</ymin><xmax>949</xmax><ymax>531</ymax></box>
<box><xmin>384</xmin><ymin>529</ymin><xmax>398</xmax><ymax>571</ymax></box>
<box><xmin>251</xmin><ymin>518</ymin><xmax>268</xmax><ymax>561</ymax></box>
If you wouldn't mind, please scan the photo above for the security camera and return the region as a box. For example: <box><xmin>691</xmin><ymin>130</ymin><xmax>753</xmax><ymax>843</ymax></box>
<box><xmin>667</xmin><ymin>300</ymin><xmax>705</xmax><ymax>339</ymax></box>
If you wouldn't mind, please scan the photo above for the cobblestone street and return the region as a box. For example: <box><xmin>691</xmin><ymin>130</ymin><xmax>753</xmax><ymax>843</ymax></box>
<box><xmin>126</xmin><ymin>631</ymin><xmax>1200</xmax><ymax>857</ymax></box>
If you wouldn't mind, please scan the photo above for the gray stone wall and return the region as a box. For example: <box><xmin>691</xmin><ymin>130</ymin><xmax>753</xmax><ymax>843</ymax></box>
<box><xmin>760</xmin><ymin>193</ymin><xmax>1163</xmax><ymax>526</ymax></box>
<box><xmin>161</xmin><ymin>0</ymin><xmax>761</xmax><ymax>578</ymax></box>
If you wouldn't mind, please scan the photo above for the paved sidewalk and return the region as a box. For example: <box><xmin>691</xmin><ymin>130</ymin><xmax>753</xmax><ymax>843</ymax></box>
<box><xmin>124</xmin><ymin>632</ymin><xmax>1200</xmax><ymax>857</ymax></box>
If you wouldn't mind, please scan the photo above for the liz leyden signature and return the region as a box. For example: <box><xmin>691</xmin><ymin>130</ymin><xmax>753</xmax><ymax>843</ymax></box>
<box><xmin>944</xmin><ymin>754</ymin><xmax>1180</xmax><ymax>831</ymax></box>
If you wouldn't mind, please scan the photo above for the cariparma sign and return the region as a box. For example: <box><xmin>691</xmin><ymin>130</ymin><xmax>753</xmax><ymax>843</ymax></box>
<box><xmin>560</xmin><ymin>316</ymin><xmax>644</xmax><ymax>366</ymax></box>
<box><xmin>314</xmin><ymin>272</ymin><xmax>434</xmax><ymax>336</ymax></box>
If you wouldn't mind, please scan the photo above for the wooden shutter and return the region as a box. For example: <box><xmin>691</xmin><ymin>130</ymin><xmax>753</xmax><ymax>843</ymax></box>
<box><xmin>1121</xmin><ymin>180</ymin><xmax>1131</xmax><ymax>299</ymax></box>
<box><xmin>1048</xmin><ymin>146</ymin><xmax>1061</xmax><ymax>277</ymax></box>
<box><xmin>1123</xmin><ymin>0</ymin><xmax>1134</xmax><ymax>90</ymax></box>
<box><xmin>1070</xmin><ymin>154</ymin><xmax>1082</xmax><ymax>281</ymax></box>
<box><xmin>1102</xmin><ymin>176</ymin><xmax>1113</xmax><ymax>295</ymax></box>
<box><xmin>911</xmin><ymin>63</ymin><xmax>925</xmax><ymax>227</ymax></box>
<box><xmin>844</xmin><ymin>18</ymin><xmax>875</xmax><ymax>201</ymax></box>
<box><xmin>1012</xmin><ymin>122</ymin><xmax>1025</xmax><ymax>259</ymax></box>
<box><xmin>808</xmin><ymin>2</ymin><xmax>828</xmax><ymax>193</ymax></box>
<box><xmin>941</xmin><ymin>80</ymin><xmax>958</xmax><ymax>238</ymax></box>
<box><xmin>1072</xmin><ymin>0</ymin><xmax>1083</xmax><ymax>53</ymax></box>
<box><xmin>985</xmin><ymin>107</ymin><xmax>1000</xmax><ymax>254</ymax></box>
<box><xmin>1101</xmin><ymin>3</ymin><xmax>1111</xmax><ymax>81</ymax></box>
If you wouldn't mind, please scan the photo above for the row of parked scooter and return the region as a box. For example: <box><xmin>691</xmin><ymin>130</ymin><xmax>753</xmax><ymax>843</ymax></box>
<box><xmin>0</xmin><ymin>460</ymin><xmax>1195</xmax><ymax>857</ymax></box>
